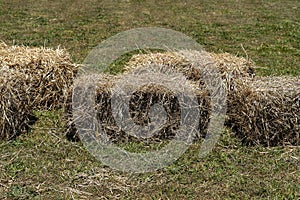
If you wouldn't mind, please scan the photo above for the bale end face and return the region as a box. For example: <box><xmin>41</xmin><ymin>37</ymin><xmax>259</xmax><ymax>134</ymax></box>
<box><xmin>228</xmin><ymin>76</ymin><xmax>300</xmax><ymax>146</ymax></box>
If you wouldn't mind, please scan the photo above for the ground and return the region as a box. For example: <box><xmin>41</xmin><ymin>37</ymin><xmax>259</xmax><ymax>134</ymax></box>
<box><xmin>0</xmin><ymin>0</ymin><xmax>299</xmax><ymax>199</ymax></box>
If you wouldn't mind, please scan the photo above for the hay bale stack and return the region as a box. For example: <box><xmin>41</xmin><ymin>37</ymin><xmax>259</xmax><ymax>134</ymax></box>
<box><xmin>64</xmin><ymin>50</ymin><xmax>299</xmax><ymax>146</ymax></box>
<box><xmin>0</xmin><ymin>42</ymin><xmax>77</xmax><ymax>139</ymax></box>
<box><xmin>227</xmin><ymin>76</ymin><xmax>300</xmax><ymax>146</ymax></box>
<box><xmin>67</xmin><ymin>50</ymin><xmax>255</xmax><ymax>142</ymax></box>
<box><xmin>0</xmin><ymin>42</ymin><xmax>77</xmax><ymax>110</ymax></box>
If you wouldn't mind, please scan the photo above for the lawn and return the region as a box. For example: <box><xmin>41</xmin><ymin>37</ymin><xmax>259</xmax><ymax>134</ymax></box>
<box><xmin>0</xmin><ymin>0</ymin><xmax>299</xmax><ymax>199</ymax></box>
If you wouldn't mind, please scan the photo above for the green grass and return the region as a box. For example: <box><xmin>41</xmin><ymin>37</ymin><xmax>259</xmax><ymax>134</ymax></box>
<box><xmin>0</xmin><ymin>0</ymin><xmax>299</xmax><ymax>199</ymax></box>
<box><xmin>1</xmin><ymin>0</ymin><xmax>299</xmax><ymax>75</ymax></box>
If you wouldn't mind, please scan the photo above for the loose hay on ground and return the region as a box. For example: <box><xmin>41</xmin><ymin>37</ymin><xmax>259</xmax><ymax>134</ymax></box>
<box><xmin>227</xmin><ymin>76</ymin><xmax>300</xmax><ymax>146</ymax></box>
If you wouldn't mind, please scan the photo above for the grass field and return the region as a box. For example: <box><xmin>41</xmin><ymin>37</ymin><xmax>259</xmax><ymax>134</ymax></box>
<box><xmin>0</xmin><ymin>0</ymin><xmax>299</xmax><ymax>199</ymax></box>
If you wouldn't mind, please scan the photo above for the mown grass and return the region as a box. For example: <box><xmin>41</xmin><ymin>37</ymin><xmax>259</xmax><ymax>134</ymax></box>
<box><xmin>0</xmin><ymin>0</ymin><xmax>299</xmax><ymax>199</ymax></box>
<box><xmin>1</xmin><ymin>0</ymin><xmax>299</xmax><ymax>75</ymax></box>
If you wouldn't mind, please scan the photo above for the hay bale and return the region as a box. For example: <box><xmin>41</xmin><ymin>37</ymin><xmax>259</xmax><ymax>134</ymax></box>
<box><xmin>65</xmin><ymin>74</ymin><xmax>121</xmax><ymax>142</ymax></box>
<box><xmin>0</xmin><ymin>42</ymin><xmax>77</xmax><ymax>140</ymax></box>
<box><xmin>66</xmin><ymin>68</ymin><xmax>209</xmax><ymax>143</ymax></box>
<box><xmin>125</xmin><ymin>50</ymin><xmax>255</xmax><ymax>85</ymax></box>
<box><xmin>0</xmin><ymin>69</ymin><xmax>37</xmax><ymax>139</ymax></box>
<box><xmin>0</xmin><ymin>42</ymin><xmax>78</xmax><ymax>110</ymax></box>
<box><xmin>227</xmin><ymin>76</ymin><xmax>300</xmax><ymax>146</ymax></box>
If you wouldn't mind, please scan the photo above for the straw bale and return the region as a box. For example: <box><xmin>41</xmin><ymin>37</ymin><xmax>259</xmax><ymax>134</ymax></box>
<box><xmin>65</xmin><ymin>71</ymin><xmax>209</xmax><ymax>142</ymax></box>
<box><xmin>125</xmin><ymin>50</ymin><xmax>255</xmax><ymax>87</ymax></box>
<box><xmin>0</xmin><ymin>42</ymin><xmax>78</xmax><ymax>110</ymax></box>
<box><xmin>0</xmin><ymin>42</ymin><xmax>77</xmax><ymax>139</ymax></box>
<box><xmin>124</xmin><ymin>51</ymin><xmax>299</xmax><ymax>146</ymax></box>
<box><xmin>65</xmin><ymin>74</ymin><xmax>121</xmax><ymax>141</ymax></box>
<box><xmin>0</xmin><ymin>69</ymin><xmax>37</xmax><ymax>139</ymax></box>
<box><xmin>227</xmin><ymin>76</ymin><xmax>300</xmax><ymax>146</ymax></box>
